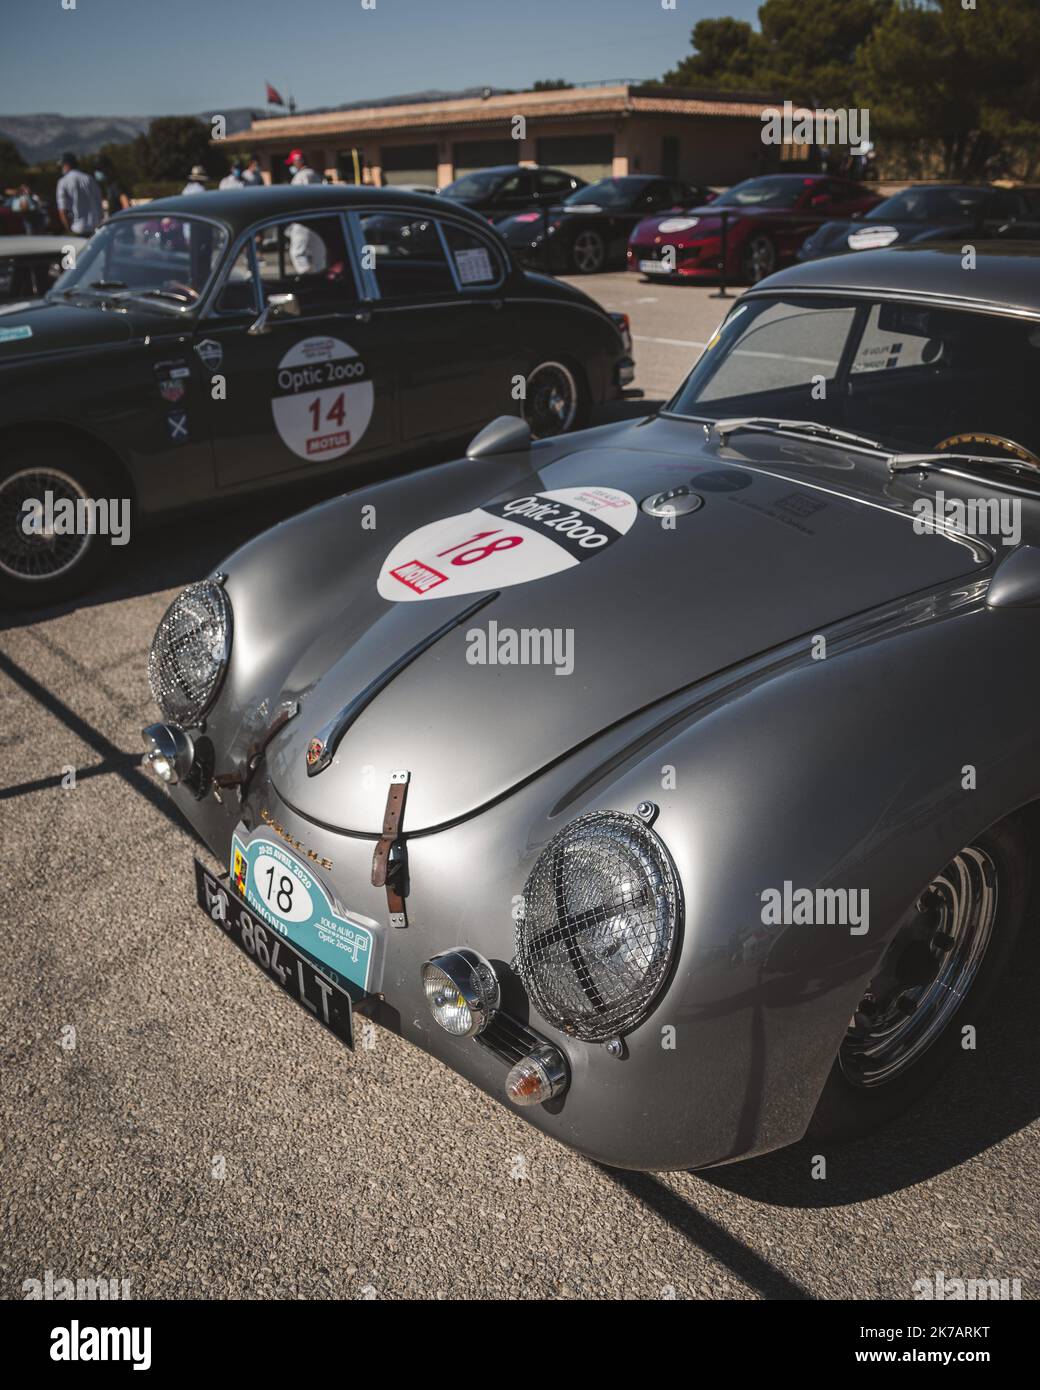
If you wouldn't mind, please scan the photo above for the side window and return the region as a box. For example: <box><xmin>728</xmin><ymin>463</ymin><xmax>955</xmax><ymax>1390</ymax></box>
<box><xmin>641</xmin><ymin>182</ymin><xmax>672</xmax><ymax>209</ymax></box>
<box><xmin>536</xmin><ymin>170</ymin><xmax>574</xmax><ymax>199</ymax></box>
<box><xmin>441</xmin><ymin>222</ymin><xmax>502</xmax><ymax>288</ymax></box>
<box><xmin>214</xmin><ymin>244</ymin><xmax>259</xmax><ymax>314</ymax></box>
<box><xmin>357</xmin><ymin>211</ymin><xmax>454</xmax><ymax>297</ymax></box>
<box><xmin>257</xmin><ymin>215</ymin><xmax>356</xmax><ymax>313</ymax></box>
<box><xmin>495</xmin><ymin>172</ymin><xmax>531</xmax><ymax>201</ymax></box>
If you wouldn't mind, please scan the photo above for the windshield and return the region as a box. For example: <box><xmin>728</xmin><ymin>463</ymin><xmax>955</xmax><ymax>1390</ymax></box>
<box><xmin>51</xmin><ymin>215</ymin><xmax>229</xmax><ymax>306</ymax></box>
<box><xmin>565</xmin><ymin>178</ymin><xmax>645</xmax><ymax>209</ymax></box>
<box><xmin>442</xmin><ymin>170</ymin><xmax>505</xmax><ymax>198</ymax></box>
<box><xmin>667</xmin><ymin>293</ymin><xmax>1040</xmax><ymax>458</ymax></box>
<box><xmin>711</xmin><ymin>177</ymin><xmax>808</xmax><ymax>209</ymax></box>
<box><xmin>866</xmin><ymin>187</ymin><xmax>987</xmax><ymax>223</ymax></box>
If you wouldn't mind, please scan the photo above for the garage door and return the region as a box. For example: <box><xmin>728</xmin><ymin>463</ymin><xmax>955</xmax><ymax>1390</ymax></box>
<box><xmin>452</xmin><ymin>139</ymin><xmax>518</xmax><ymax>178</ymax></box>
<box><xmin>535</xmin><ymin>134</ymin><xmax>613</xmax><ymax>183</ymax></box>
<box><xmin>381</xmin><ymin>144</ymin><xmax>438</xmax><ymax>188</ymax></box>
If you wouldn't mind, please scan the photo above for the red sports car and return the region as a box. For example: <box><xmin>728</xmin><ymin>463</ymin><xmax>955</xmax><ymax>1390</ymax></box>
<box><xmin>627</xmin><ymin>173</ymin><xmax>883</xmax><ymax>284</ymax></box>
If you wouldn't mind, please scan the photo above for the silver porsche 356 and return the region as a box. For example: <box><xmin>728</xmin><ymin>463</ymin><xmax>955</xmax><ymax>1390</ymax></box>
<box><xmin>144</xmin><ymin>245</ymin><xmax>1040</xmax><ymax>1170</ymax></box>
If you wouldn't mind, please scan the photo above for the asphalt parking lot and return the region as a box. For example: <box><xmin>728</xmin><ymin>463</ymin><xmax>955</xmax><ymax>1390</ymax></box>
<box><xmin>2</xmin><ymin>272</ymin><xmax>1039</xmax><ymax>1302</ymax></box>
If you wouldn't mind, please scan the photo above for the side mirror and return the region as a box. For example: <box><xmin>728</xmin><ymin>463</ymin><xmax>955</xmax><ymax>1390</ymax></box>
<box><xmin>466</xmin><ymin>414</ymin><xmax>532</xmax><ymax>459</ymax></box>
<box><xmin>247</xmin><ymin>292</ymin><xmax>300</xmax><ymax>335</ymax></box>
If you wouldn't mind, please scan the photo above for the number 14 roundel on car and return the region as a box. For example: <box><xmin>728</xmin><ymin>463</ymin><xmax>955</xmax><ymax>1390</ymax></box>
<box><xmin>377</xmin><ymin>486</ymin><xmax>638</xmax><ymax>601</ymax></box>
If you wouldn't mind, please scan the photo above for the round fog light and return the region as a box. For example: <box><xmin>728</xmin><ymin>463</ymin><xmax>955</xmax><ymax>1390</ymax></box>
<box><xmin>505</xmin><ymin>1044</ymin><xmax>568</xmax><ymax>1106</ymax></box>
<box><xmin>421</xmin><ymin>948</ymin><xmax>500</xmax><ymax>1038</ymax></box>
<box><xmin>141</xmin><ymin>722</ymin><xmax>195</xmax><ymax>784</ymax></box>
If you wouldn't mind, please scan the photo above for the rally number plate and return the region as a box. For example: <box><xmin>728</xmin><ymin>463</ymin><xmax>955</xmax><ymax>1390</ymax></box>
<box><xmin>194</xmin><ymin>860</ymin><xmax>353</xmax><ymax>1048</ymax></box>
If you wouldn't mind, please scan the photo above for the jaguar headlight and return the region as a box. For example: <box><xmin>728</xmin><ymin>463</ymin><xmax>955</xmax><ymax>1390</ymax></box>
<box><xmin>516</xmin><ymin>810</ymin><xmax>681</xmax><ymax>1043</ymax></box>
<box><xmin>148</xmin><ymin>579</ymin><xmax>232</xmax><ymax>727</ymax></box>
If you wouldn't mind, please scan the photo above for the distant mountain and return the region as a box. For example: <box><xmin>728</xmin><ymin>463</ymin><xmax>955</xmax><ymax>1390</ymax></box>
<box><xmin>0</xmin><ymin>90</ymin><xmax>516</xmax><ymax>163</ymax></box>
<box><xmin>0</xmin><ymin>109</ymin><xmax>261</xmax><ymax>164</ymax></box>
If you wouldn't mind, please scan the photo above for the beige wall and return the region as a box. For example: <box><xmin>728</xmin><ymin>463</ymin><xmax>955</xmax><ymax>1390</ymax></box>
<box><xmin>255</xmin><ymin>115</ymin><xmax>778</xmax><ymax>189</ymax></box>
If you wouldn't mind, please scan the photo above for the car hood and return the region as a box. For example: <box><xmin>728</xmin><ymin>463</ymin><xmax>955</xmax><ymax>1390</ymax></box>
<box><xmin>810</xmin><ymin>218</ymin><xmax>969</xmax><ymax>254</ymax></box>
<box><xmin>0</xmin><ymin>296</ymin><xmax>135</xmax><ymax>357</ymax></box>
<box><xmin>260</xmin><ymin>431</ymin><xmax>986</xmax><ymax>834</ymax></box>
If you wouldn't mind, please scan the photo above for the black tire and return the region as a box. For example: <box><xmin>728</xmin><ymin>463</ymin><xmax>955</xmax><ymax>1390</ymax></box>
<box><xmin>741</xmin><ymin>234</ymin><xmax>777</xmax><ymax>284</ymax></box>
<box><xmin>809</xmin><ymin>817</ymin><xmax>1029</xmax><ymax>1141</ymax></box>
<box><xmin>523</xmin><ymin>359</ymin><xmax>589</xmax><ymax>438</ymax></box>
<box><xmin>0</xmin><ymin>443</ymin><xmax>119</xmax><ymax>608</ymax></box>
<box><xmin>570</xmin><ymin>228</ymin><xmax>606</xmax><ymax>275</ymax></box>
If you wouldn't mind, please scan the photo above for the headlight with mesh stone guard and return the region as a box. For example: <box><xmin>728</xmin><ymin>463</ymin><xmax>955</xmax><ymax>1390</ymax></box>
<box><xmin>148</xmin><ymin>579</ymin><xmax>232</xmax><ymax>727</ymax></box>
<box><xmin>516</xmin><ymin>810</ymin><xmax>681</xmax><ymax>1043</ymax></box>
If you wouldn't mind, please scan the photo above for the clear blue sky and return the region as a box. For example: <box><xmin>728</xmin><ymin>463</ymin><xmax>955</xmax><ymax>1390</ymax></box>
<box><xmin>1</xmin><ymin>0</ymin><xmax>764</xmax><ymax>116</ymax></box>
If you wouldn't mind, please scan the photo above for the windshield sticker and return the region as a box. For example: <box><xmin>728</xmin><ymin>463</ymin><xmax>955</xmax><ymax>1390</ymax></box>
<box><xmin>272</xmin><ymin>335</ymin><xmax>373</xmax><ymax>461</ymax></box>
<box><xmin>231</xmin><ymin>833</ymin><xmax>374</xmax><ymax>994</ymax></box>
<box><xmin>454</xmin><ymin>246</ymin><xmax>494</xmax><ymax>284</ymax></box>
<box><xmin>377</xmin><ymin>486</ymin><xmax>637</xmax><ymax>602</ymax></box>
<box><xmin>0</xmin><ymin>324</ymin><xmax>32</xmax><ymax>343</ymax></box>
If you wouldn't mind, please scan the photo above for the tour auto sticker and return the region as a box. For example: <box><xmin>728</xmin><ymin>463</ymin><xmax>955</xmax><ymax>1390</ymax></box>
<box><xmin>377</xmin><ymin>485</ymin><xmax>637</xmax><ymax>601</ymax></box>
<box><xmin>231</xmin><ymin>833</ymin><xmax>374</xmax><ymax>994</ymax></box>
<box><xmin>272</xmin><ymin>335</ymin><xmax>373</xmax><ymax>462</ymax></box>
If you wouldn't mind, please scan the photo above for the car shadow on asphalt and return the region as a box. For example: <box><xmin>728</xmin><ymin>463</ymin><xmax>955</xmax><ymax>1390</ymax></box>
<box><xmin>695</xmin><ymin>921</ymin><xmax>1040</xmax><ymax>1208</ymax></box>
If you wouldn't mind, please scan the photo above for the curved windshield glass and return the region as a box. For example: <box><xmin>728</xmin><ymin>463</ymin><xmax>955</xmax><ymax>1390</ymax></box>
<box><xmin>442</xmin><ymin>170</ymin><xmax>505</xmax><ymax>198</ymax></box>
<box><xmin>667</xmin><ymin>292</ymin><xmax>1040</xmax><ymax>457</ymax></box>
<box><xmin>866</xmin><ymin>187</ymin><xmax>986</xmax><ymax>223</ymax></box>
<box><xmin>564</xmin><ymin>178</ymin><xmax>644</xmax><ymax>209</ymax></box>
<box><xmin>711</xmin><ymin>177</ymin><xmax>808</xmax><ymax>209</ymax></box>
<box><xmin>51</xmin><ymin>215</ymin><xmax>228</xmax><ymax>307</ymax></box>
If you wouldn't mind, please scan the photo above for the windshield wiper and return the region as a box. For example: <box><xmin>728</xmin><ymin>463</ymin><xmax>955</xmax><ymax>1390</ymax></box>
<box><xmin>713</xmin><ymin>416</ymin><xmax>886</xmax><ymax>452</ymax></box>
<box><xmin>889</xmin><ymin>452</ymin><xmax>1040</xmax><ymax>479</ymax></box>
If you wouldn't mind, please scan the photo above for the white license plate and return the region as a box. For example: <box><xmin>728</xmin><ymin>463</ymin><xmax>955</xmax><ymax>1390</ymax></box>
<box><xmin>639</xmin><ymin>260</ymin><xmax>670</xmax><ymax>274</ymax></box>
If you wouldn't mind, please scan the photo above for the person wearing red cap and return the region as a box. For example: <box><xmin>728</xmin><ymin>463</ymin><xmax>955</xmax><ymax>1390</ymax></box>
<box><xmin>284</xmin><ymin>149</ymin><xmax>326</xmax><ymax>274</ymax></box>
<box><xmin>285</xmin><ymin>149</ymin><xmax>321</xmax><ymax>186</ymax></box>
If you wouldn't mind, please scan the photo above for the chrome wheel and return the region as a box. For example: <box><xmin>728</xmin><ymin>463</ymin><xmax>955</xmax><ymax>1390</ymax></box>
<box><xmin>841</xmin><ymin>847</ymin><xmax>998</xmax><ymax>1088</ymax></box>
<box><xmin>0</xmin><ymin>466</ymin><xmax>93</xmax><ymax>582</ymax></box>
<box><xmin>744</xmin><ymin>235</ymin><xmax>776</xmax><ymax>282</ymax></box>
<box><xmin>571</xmin><ymin>229</ymin><xmax>605</xmax><ymax>274</ymax></box>
<box><xmin>524</xmin><ymin>361</ymin><xmax>579</xmax><ymax>437</ymax></box>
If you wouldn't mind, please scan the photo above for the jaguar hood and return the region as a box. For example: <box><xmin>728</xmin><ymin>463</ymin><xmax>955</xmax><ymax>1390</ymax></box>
<box><xmin>233</xmin><ymin>424</ymin><xmax>987</xmax><ymax>834</ymax></box>
<box><xmin>0</xmin><ymin>297</ymin><xmax>135</xmax><ymax>360</ymax></box>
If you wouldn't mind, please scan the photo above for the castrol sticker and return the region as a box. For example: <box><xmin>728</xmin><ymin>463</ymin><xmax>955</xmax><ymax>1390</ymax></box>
<box><xmin>377</xmin><ymin>486</ymin><xmax>637</xmax><ymax>602</ymax></box>
<box><xmin>272</xmin><ymin>335</ymin><xmax>373</xmax><ymax>461</ymax></box>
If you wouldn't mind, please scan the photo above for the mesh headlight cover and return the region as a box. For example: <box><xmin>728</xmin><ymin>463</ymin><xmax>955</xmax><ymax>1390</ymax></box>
<box><xmin>148</xmin><ymin>580</ymin><xmax>232</xmax><ymax>726</ymax></box>
<box><xmin>516</xmin><ymin>811</ymin><xmax>681</xmax><ymax>1042</ymax></box>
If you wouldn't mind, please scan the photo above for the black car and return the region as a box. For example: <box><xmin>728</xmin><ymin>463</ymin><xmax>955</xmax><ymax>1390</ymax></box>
<box><xmin>0</xmin><ymin>185</ymin><xmax>633</xmax><ymax>605</ymax></box>
<box><xmin>499</xmin><ymin>175</ymin><xmax>715</xmax><ymax>274</ymax></box>
<box><xmin>798</xmin><ymin>183</ymin><xmax>1040</xmax><ymax>262</ymax></box>
<box><xmin>438</xmin><ymin>164</ymin><xmax>586</xmax><ymax>223</ymax></box>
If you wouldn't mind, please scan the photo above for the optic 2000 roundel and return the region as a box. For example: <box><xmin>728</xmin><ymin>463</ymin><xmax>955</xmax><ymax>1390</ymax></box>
<box><xmin>272</xmin><ymin>335</ymin><xmax>374</xmax><ymax>462</ymax></box>
<box><xmin>377</xmin><ymin>486</ymin><xmax>637</xmax><ymax>602</ymax></box>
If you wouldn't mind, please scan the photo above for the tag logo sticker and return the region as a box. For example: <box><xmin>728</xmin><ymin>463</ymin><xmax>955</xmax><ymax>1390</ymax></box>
<box><xmin>377</xmin><ymin>487</ymin><xmax>637</xmax><ymax>602</ymax></box>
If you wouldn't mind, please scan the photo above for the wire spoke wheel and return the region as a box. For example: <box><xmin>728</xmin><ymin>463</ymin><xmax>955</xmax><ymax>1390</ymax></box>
<box><xmin>524</xmin><ymin>361</ymin><xmax>579</xmax><ymax>438</ymax></box>
<box><xmin>840</xmin><ymin>847</ymin><xmax>998</xmax><ymax>1088</ymax></box>
<box><xmin>0</xmin><ymin>467</ymin><xmax>94</xmax><ymax>582</ymax></box>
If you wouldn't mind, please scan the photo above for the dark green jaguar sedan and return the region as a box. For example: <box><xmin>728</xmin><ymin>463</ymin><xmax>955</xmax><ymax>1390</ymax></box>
<box><xmin>0</xmin><ymin>185</ymin><xmax>633</xmax><ymax>605</ymax></box>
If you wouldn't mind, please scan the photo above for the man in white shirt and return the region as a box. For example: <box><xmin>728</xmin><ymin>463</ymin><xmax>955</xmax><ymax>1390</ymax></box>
<box><xmin>284</xmin><ymin>149</ymin><xmax>326</xmax><ymax>274</ymax></box>
<box><xmin>55</xmin><ymin>153</ymin><xmax>104</xmax><ymax>234</ymax></box>
<box><xmin>181</xmin><ymin>164</ymin><xmax>209</xmax><ymax>195</ymax></box>
<box><xmin>219</xmin><ymin>163</ymin><xmax>246</xmax><ymax>190</ymax></box>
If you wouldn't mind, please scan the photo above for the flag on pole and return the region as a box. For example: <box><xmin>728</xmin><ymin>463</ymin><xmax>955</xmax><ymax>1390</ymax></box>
<box><xmin>265</xmin><ymin>83</ymin><xmax>285</xmax><ymax>106</ymax></box>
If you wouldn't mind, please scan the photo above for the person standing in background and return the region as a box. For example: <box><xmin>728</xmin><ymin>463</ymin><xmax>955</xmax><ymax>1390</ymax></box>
<box><xmin>55</xmin><ymin>152</ymin><xmax>104</xmax><ymax>234</ymax></box>
<box><xmin>181</xmin><ymin>164</ymin><xmax>209</xmax><ymax>195</ymax></box>
<box><xmin>94</xmin><ymin>159</ymin><xmax>130</xmax><ymax>213</ymax></box>
<box><xmin>240</xmin><ymin>157</ymin><xmax>264</xmax><ymax>186</ymax></box>
<box><xmin>285</xmin><ymin>149</ymin><xmax>320</xmax><ymax>185</ymax></box>
<box><xmin>219</xmin><ymin>163</ymin><xmax>246</xmax><ymax>190</ymax></box>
